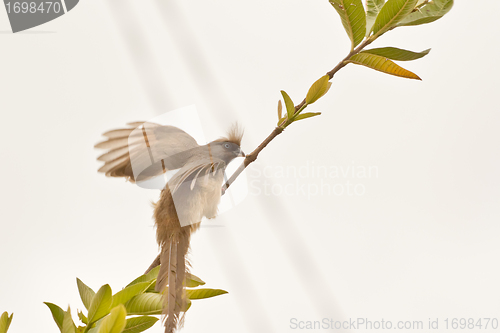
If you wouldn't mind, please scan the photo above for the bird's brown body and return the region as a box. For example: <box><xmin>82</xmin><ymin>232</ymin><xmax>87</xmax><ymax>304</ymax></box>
<box><xmin>95</xmin><ymin>122</ymin><xmax>243</xmax><ymax>333</ymax></box>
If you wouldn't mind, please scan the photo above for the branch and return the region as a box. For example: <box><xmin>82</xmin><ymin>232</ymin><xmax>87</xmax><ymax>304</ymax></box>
<box><xmin>150</xmin><ymin>39</ymin><xmax>375</xmax><ymax>273</ymax></box>
<box><xmin>144</xmin><ymin>37</ymin><xmax>373</xmax><ymax>277</ymax></box>
<box><xmin>221</xmin><ymin>38</ymin><xmax>374</xmax><ymax>193</ymax></box>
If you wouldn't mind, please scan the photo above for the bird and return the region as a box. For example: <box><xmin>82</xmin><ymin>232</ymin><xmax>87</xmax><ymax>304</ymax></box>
<box><xmin>95</xmin><ymin>121</ymin><xmax>244</xmax><ymax>333</ymax></box>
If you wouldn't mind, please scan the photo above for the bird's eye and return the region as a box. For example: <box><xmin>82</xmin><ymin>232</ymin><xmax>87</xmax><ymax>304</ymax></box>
<box><xmin>224</xmin><ymin>143</ymin><xmax>230</xmax><ymax>149</ymax></box>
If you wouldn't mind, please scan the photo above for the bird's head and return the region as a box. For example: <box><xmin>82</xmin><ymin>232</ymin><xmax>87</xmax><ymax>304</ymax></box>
<box><xmin>209</xmin><ymin>124</ymin><xmax>245</xmax><ymax>164</ymax></box>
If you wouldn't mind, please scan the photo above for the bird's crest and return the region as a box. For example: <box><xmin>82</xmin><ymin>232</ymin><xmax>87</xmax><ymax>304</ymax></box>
<box><xmin>215</xmin><ymin>123</ymin><xmax>243</xmax><ymax>146</ymax></box>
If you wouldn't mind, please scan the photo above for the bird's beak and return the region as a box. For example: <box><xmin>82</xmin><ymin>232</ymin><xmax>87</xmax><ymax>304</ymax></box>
<box><xmin>237</xmin><ymin>149</ymin><xmax>245</xmax><ymax>157</ymax></box>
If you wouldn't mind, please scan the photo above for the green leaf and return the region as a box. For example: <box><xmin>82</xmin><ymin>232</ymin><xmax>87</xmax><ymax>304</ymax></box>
<box><xmin>87</xmin><ymin>318</ymin><xmax>103</xmax><ymax>333</ymax></box>
<box><xmin>0</xmin><ymin>312</ymin><xmax>13</xmax><ymax>333</ymax></box>
<box><xmin>293</xmin><ymin>112</ymin><xmax>322</xmax><ymax>122</ymax></box>
<box><xmin>361</xmin><ymin>47</ymin><xmax>430</xmax><ymax>60</ymax></box>
<box><xmin>126</xmin><ymin>266</ymin><xmax>160</xmax><ymax>288</ymax></box>
<box><xmin>329</xmin><ymin>0</ymin><xmax>367</xmax><ymax>49</ymax></box>
<box><xmin>77</xmin><ymin>278</ymin><xmax>96</xmax><ymax>311</ymax></box>
<box><xmin>124</xmin><ymin>293</ymin><xmax>163</xmax><ymax>316</ymax></box>
<box><xmin>372</xmin><ymin>0</ymin><xmax>418</xmax><ymax>37</ymax></box>
<box><xmin>44</xmin><ymin>303</ymin><xmax>65</xmax><ymax>331</ymax></box>
<box><xmin>280</xmin><ymin>90</ymin><xmax>295</xmax><ymax>119</ymax></box>
<box><xmin>365</xmin><ymin>0</ymin><xmax>385</xmax><ymax>36</ymax></box>
<box><xmin>143</xmin><ymin>266</ymin><xmax>160</xmax><ymax>282</ymax></box>
<box><xmin>138</xmin><ymin>271</ymin><xmax>205</xmax><ymax>292</ymax></box>
<box><xmin>111</xmin><ymin>282</ymin><xmax>152</xmax><ymax>308</ymax></box>
<box><xmin>97</xmin><ymin>305</ymin><xmax>127</xmax><ymax>333</ymax></box>
<box><xmin>186</xmin><ymin>288</ymin><xmax>228</xmax><ymax>300</ymax></box>
<box><xmin>184</xmin><ymin>299</ymin><xmax>192</xmax><ymax>312</ymax></box>
<box><xmin>62</xmin><ymin>307</ymin><xmax>76</xmax><ymax>333</ymax></box>
<box><xmin>305</xmin><ymin>75</ymin><xmax>331</xmax><ymax>104</ymax></box>
<box><xmin>398</xmin><ymin>0</ymin><xmax>453</xmax><ymax>26</ymax></box>
<box><xmin>144</xmin><ymin>284</ymin><xmax>157</xmax><ymax>293</ymax></box>
<box><xmin>277</xmin><ymin>116</ymin><xmax>288</xmax><ymax>126</ymax></box>
<box><xmin>185</xmin><ymin>273</ymin><xmax>206</xmax><ymax>288</ymax></box>
<box><xmin>77</xmin><ymin>310</ymin><xmax>88</xmax><ymax>325</ymax></box>
<box><xmin>348</xmin><ymin>53</ymin><xmax>421</xmax><ymax>80</ymax></box>
<box><xmin>123</xmin><ymin>316</ymin><xmax>159</xmax><ymax>333</ymax></box>
<box><xmin>88</xmin><ymin>285</ymin><xmax>113</xmax><ymax>325</ymax></box>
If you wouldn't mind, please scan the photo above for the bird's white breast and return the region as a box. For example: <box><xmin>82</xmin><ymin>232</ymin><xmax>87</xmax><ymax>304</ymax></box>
<box><xmin>173</xmin><ymin>170</ymin><xmax>224</xmax><ymax>227</ymax></box>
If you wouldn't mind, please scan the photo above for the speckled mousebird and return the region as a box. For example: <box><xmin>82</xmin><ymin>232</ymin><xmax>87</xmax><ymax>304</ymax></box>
<box><xmin>95</xmin><ymin>121</ymin><xmax>244</xmax><ymax>333</ymax></box>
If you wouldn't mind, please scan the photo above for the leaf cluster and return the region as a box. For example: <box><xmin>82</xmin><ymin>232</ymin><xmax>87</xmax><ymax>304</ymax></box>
<box><xmin>44</xmin><ymin>267</ymin><xmax>227</xmax><ymax>333</ymax></box>
<box><xmin>276</xmin><ymin>0</ymin><xmax>453</xmax><ymax>128</ymax></box>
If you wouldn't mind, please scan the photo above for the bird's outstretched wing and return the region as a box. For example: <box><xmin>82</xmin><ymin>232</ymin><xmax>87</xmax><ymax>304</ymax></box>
<box><xmin>95</xmin><ymin>122</ymin><xmax>199</xmax><ymax>182</ymax></box>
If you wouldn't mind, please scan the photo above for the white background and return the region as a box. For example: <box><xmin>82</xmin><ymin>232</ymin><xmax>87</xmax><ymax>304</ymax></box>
<box><xmin>1</xmin><ymin>1</ymin><xmax>499</xmax><ymax>332</ymax></box>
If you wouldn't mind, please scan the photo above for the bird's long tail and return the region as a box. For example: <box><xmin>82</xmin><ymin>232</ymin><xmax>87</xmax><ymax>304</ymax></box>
<box><xmin>163</xmin><ymin>230</ymin><xmax>190</xmax><ymax>333</ymax></box>
<box><xmin>154</xmin><ymin>189</ymin><xmax>194</xmax><ymax>333</ymax></box>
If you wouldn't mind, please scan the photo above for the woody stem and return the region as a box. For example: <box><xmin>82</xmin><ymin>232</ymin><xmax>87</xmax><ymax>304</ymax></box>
<box><xmin>221</xmin><ymin>37</ymin><xmax>374</xmax><ymax>193</ymax></box>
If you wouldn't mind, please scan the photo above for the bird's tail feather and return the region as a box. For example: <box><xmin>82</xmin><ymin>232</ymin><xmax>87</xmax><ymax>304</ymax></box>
<box><xmin>165</xmin><ymin>237</ymin><xmax>178</xmax><ymax>333</ymax></box>
<box><xmin>156</xmin><ymin>244</ymin><xmax>170</xmax><ymax>293</ymax></box>
<box><xmin>157</xmin><ymin>230</ymin><xmax>191</xmax><ymax>333</ymax></box>
<box><xmin>154</xmin><ymin>187</ymin><xmax>199</xmax><ymax>333</ymax></box>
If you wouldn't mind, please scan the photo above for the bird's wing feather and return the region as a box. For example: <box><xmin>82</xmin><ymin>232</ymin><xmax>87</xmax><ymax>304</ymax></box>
<box><xmin>168</xmin><ymin>157</ymin><xmax>225</xmax><ymax>194</ymax></box>
<box><xmin>101</xmin><ymin>128</ymin><xmax>135</xmax><ymax>139</ymax></box>
<box><xmin>95</xmin><ymin>122</ymin><xmax>200</xmax><ymax>182</ymax></box>
<box><xmin>97</xmin><ymin>146</ymin><xmax>129</xmax><ymax>162</ymax></box>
